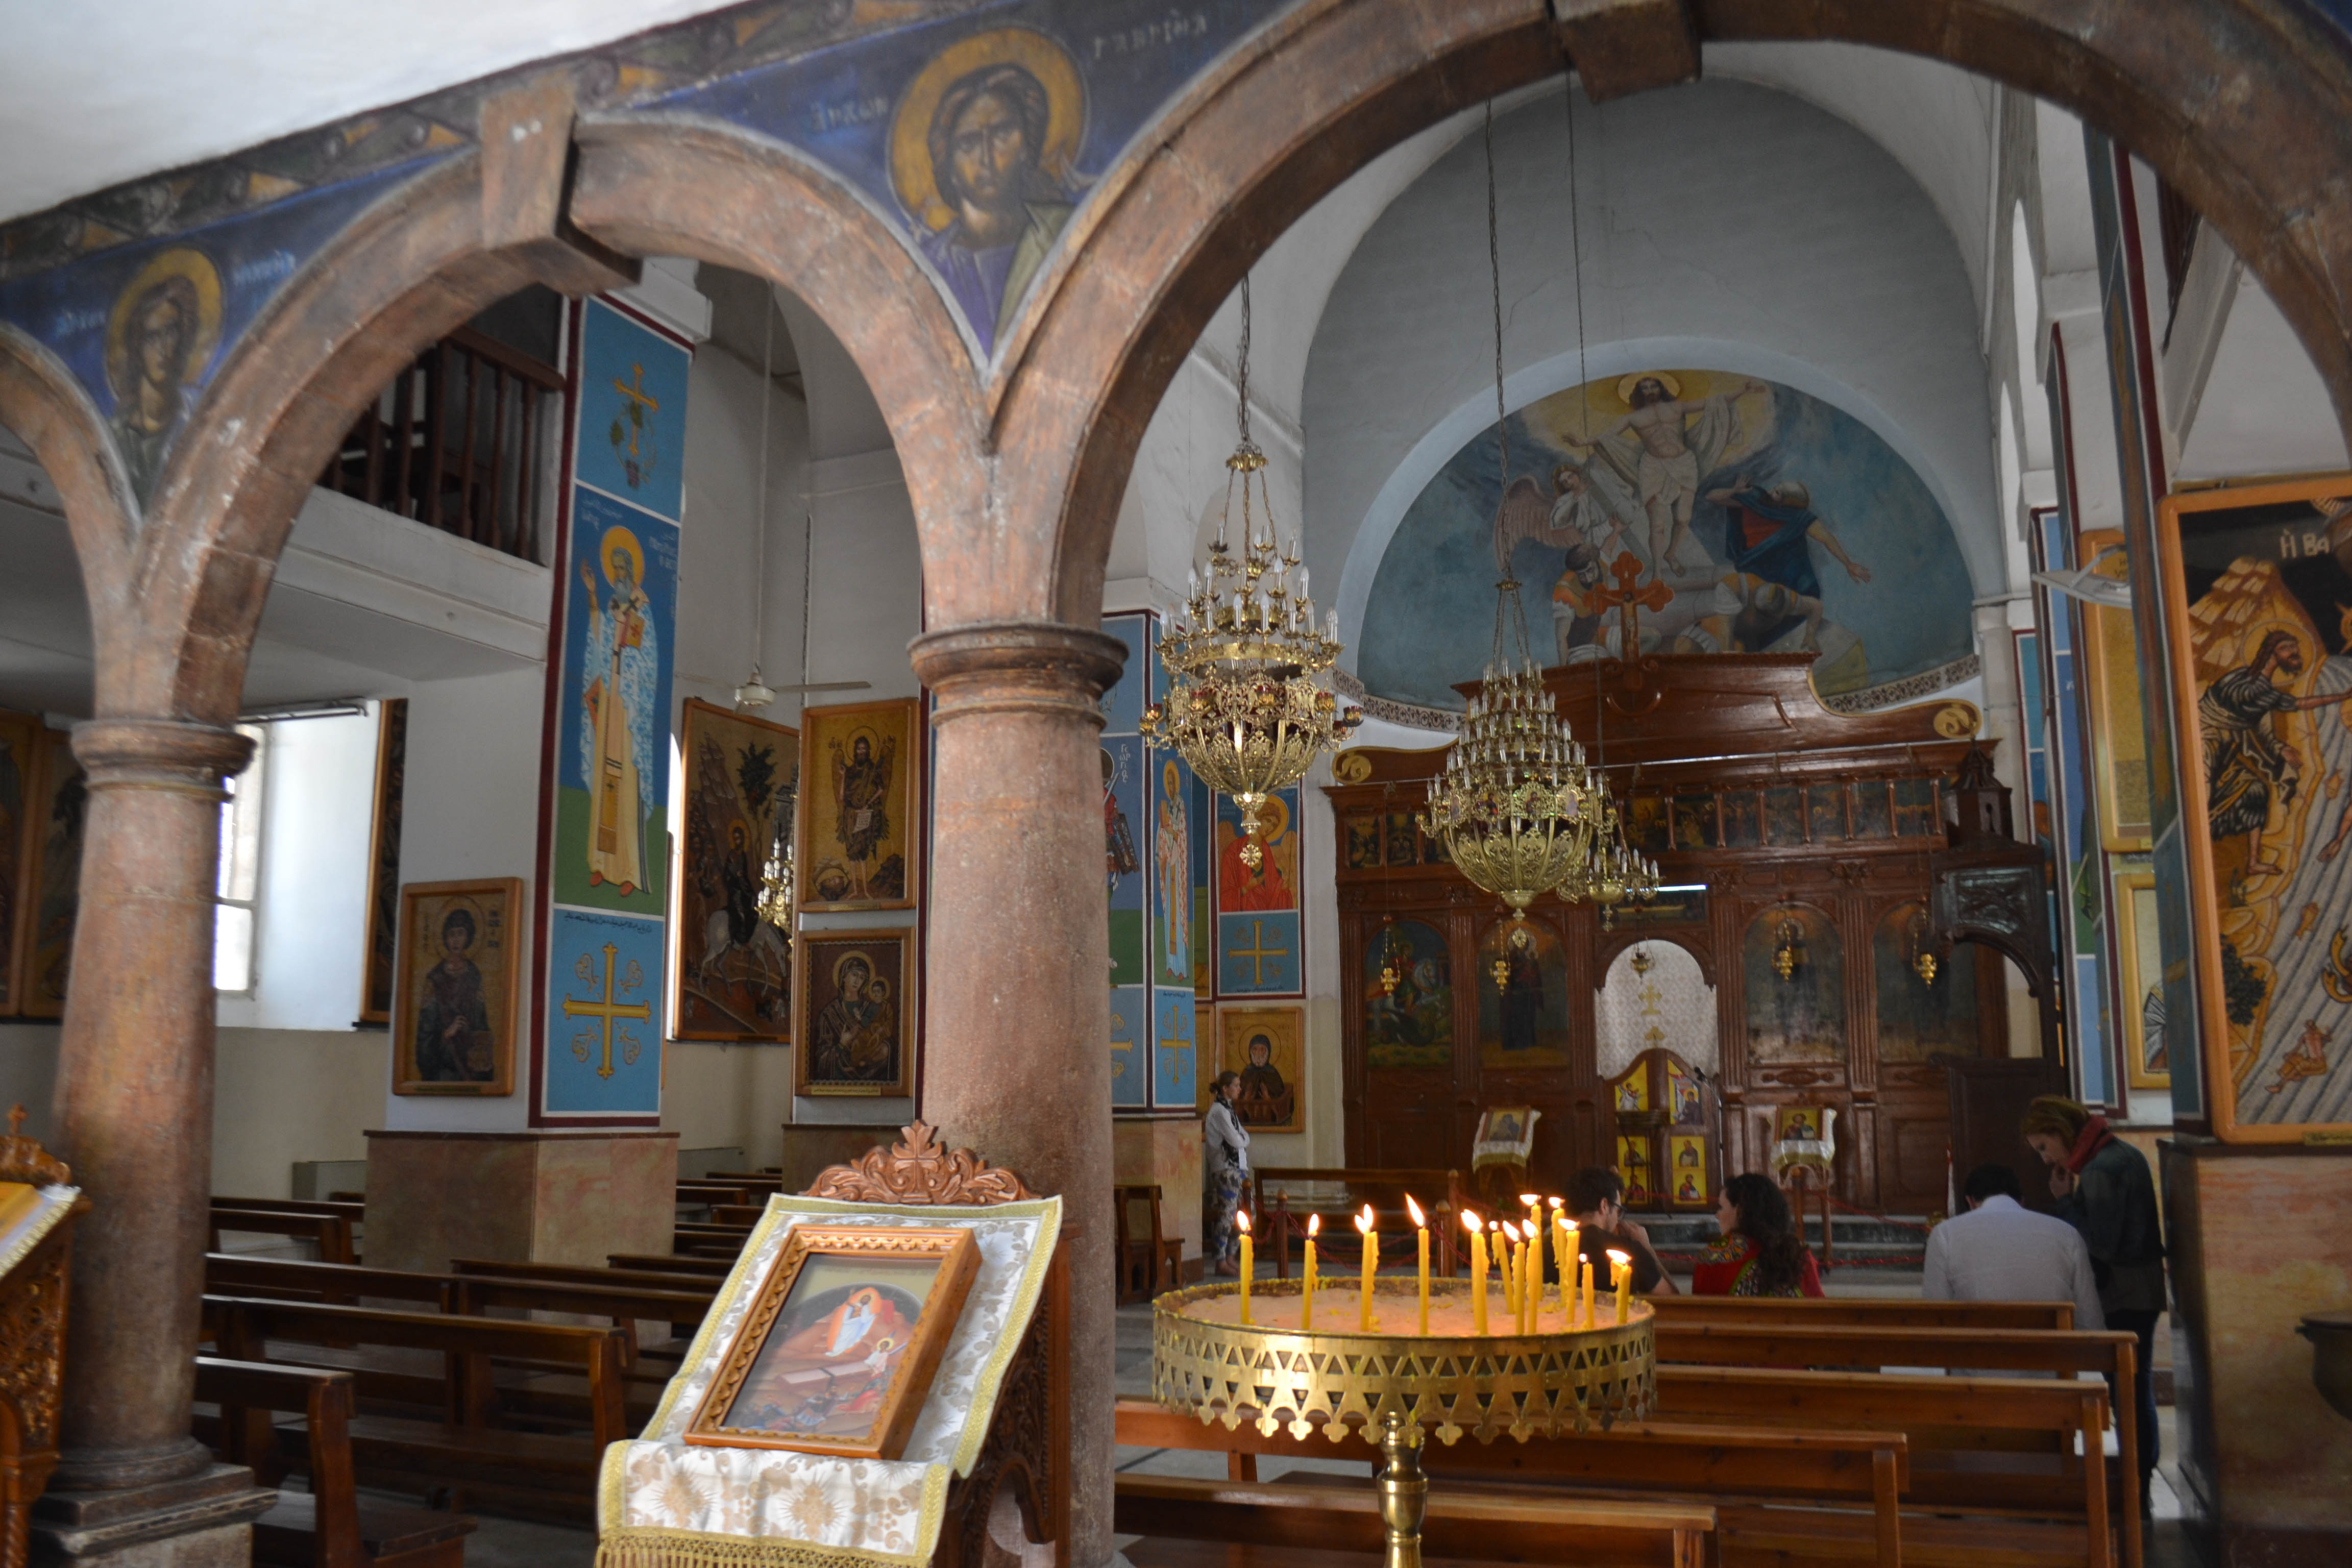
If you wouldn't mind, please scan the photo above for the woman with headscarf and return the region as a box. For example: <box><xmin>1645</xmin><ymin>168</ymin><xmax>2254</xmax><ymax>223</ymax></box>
<box><xmin>1692</xmin><ymin>1172</ymin><xmax>1823</xmax><ymax>1297</ymax></box>
<box><xmin>2022</xmin><ymin>1095</ymin><xmax>2165</xmax><ymax>1501</ymax></box>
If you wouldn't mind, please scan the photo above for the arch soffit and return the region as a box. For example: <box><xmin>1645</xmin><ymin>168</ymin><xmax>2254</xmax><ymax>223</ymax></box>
<box><xmin>1000</xmin><ymin>0</ymin><xmax>2352</xmax><ymax>631</ymax></box>
<box><xmin>1594</xmin><ymin>928</ymin><xmax>1718</xmax><ymax>992</ymax></box>
<box><xmin>122</xmin><ymin>150</ymin><xmax>581</xmax><ymax>720</ymax></box>
<box><xmin>0</xmin><ymin>323</ymin><xmax>136</xmax><ymax>615</ymax></box>
<box><xmin>565</xmin><ymin>116</ymin><xmax>989</xmax><ymax>601</ymax></box>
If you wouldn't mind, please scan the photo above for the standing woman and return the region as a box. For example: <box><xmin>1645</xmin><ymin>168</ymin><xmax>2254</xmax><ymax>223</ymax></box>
<box><xmin>1693</xmin><ymin>1172</ymin><xmax>1824</xmax><ymax>1296</ymax></box>
<box><xmin>1203</xmin><ymin>1070</ymin><xmax>1252</xmax><ymax>1278</ymax></box>
<box><xmin>2022</xmin><ymin>1095</ymin><xmax>2165</xmax><ymax>1500</ymax></box>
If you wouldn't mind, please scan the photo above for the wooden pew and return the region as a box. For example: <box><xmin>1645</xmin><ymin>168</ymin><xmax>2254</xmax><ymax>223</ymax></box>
<box><xmin>195</xmin><ymin>1356</ymin><xmax>475</xmax><ymax>1568</ymax></box>
<box><xmin>1648</xmin><ymin>1296</ymin><xmax>2073</xmax><ymax>1331</ymax></box>
<box><xmin>1249</xmin><ymin>1167</ymin><xmax>1463</xmax><ymax>1277</ymax></box>
<box><xmin>210</xmin><ymin>1207</ymin><xmax>357</xmax><ymax>1265</ymax></box>
<box><xmin>1653</xmin><ymin>1365</ymin><xmax>2114</xmax><ymax>1567</ymax></box>
<box><xmin>1650</xmin><ymin>1321</ymin><xmax>2141</xmax><ymax>1568</ymax></box>
<box><xmin>207</xmin><ymin>1255</ymin><xmax>452</xmax><ymax>1311</ymax></box>
<box><xmin>607</xmin><ymin>1253</ymin><xmax>735</xmax><ymax>1277</ymax></box>
<box><xmin>1115</xmin><ymin>1472</ymin><xmax>1714</xmax><ymax>1568</ymax></box>
<box><xmin>1115</xmin><ymin>1397</ymin><xmax>1902</xmax><ymax>1568</ymax></box>
<box><xmin>206</xmin><ymin>1295</ymin><xmax>629</xmax><ymax>1510</ymax></box>
<box><xmin>215</xmin><ymin>1197</ymin><xmax>368</xmax><ymax>1226</ymax></box>
<box><xmin>449</xmin><ymin>1259</ymin><xmax>723</xmax><ymax>1301</ymax></box>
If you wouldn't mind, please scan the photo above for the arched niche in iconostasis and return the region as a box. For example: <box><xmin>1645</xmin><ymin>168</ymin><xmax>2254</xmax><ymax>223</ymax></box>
<box><xmin>1874</xmin><ymin>899</ymin><xmax>1980</xmax><ymax>1066</ymax></box>
<box><xmin>1596</xmin><ymin>940</ymin><xmax>1718</xmax><ymax>1210</ymax></box>
<box><xmin>1477</xmin><ymin>918</ymin><xmax>1573</xmax><ymax>1069</ymax></box>
<box><xmin>1364</xmin><ymin>918</ymin><xmax>1454</xmax><ymax>1072</ymax></box>
<box><xmin>1742</xmin><ymin>902</ymin><xmax>1849</xmax><ymax>1188</ymax></box>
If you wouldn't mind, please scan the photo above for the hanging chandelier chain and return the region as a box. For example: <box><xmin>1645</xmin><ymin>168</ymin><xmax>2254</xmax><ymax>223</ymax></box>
<box><xmin>1236</xmin><ymin>273</ymin><xmax>1253</xmax><ymax>449</ymax></box>
<box><xmin>1486</xmin><ymin>101</ymin><xmax>1507</xmax><ymax>484</ymax></box>
<box><xmin>1564</xmin><ymin>79</ymin><xmax>1588</xmax><ymax>418</ymax></box>
<box><xmin>750</xmin><ymin>294</ymin><xmax>776</xmax><ymax>678</ymax></box>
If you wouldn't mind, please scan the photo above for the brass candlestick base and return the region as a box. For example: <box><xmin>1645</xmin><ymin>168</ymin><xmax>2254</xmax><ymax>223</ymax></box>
<box><xmin>1375</xmin><ymin>1409</ymin><xmax>1426</xmax><ymax>1568</ymax></box>
<box><xmin>1153</xmin><ymin>1278</ymin><xmax>1654</xmax><ymax>1568</ymax></box>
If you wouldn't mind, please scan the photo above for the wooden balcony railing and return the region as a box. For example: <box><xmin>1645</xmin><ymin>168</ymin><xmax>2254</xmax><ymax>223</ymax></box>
<box><xmin>318</xmin><ymin>325</ymin><xmax>563</xmax><ymax>563</ymax></box>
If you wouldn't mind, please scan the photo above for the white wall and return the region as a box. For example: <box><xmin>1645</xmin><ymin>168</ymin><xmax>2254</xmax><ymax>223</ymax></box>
<box><xmin>1307</xmin><ymin>79</ymin><xmax>2001</xmax><ymax>647</ymax></box>
<box><xmin>376</xmin><ymin>666</ymin><xmax>545</xmax><ymax>1132</ymax></box>
<box><xmin>218</xmin><ymin>711</ymin><xmax>377</xmax><ymax>1032</ymax></box>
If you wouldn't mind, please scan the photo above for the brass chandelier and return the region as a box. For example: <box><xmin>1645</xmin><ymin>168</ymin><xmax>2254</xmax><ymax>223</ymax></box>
<box><xmin>1143</xmin><ymin>277</ymin><xmax>1361</xmax><ymax>869</ymax></box>
<box><xmin>1417</xmin><ymin>104</ymin><xmax>1602</xmax><ymax>921</ymax></box>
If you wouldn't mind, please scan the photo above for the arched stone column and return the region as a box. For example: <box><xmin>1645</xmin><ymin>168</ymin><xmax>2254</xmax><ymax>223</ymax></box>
<box><xmin>47</xmin><ymin>720</ymin><xmax>255</xmax><ymax>1489</ymax></box>
<box><xmin>908</xmin><ymin>621</ymin><xmax>1125</xmax><ymax>1568</ymax></box>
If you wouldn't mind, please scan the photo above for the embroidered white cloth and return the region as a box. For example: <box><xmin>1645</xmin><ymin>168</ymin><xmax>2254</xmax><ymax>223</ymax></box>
<box><xmin>1768</xmin><ymin>1107</ymin><xmax>1839</xmax><ymax>1184</ymax></box>
<box><xmin>1471</xmin><ymin>1107</ymin><xmax>1540</xmax><ymax>1173</ymax></box>
<box><xmin>597</xmin><ymin>1194</ymin><xmax>1060</xmax><ymax>1568</ymax></box>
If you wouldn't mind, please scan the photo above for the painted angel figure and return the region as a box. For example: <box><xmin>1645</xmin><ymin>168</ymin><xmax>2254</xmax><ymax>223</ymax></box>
<box><xmin>1563</xmin><ymin>374</ymin><xmax>1770</xmax><ymax>576</ymax></box>
<box><xmin>1491</xmin><ymin>456</ymin><xmax>1649</xmax><ymax>576</ymax></box>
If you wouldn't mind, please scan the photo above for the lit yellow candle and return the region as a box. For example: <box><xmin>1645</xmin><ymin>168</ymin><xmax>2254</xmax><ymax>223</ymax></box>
<box><xmin>1581</xmin><ymin>1254</ymin><xmax>1595</xmax><ymax>1328</ymax></box>
<box><xmin>1609</xmin><ymin>1248</ymin><xmax>1632</xmax><ymax>1325</ymax></box>
<box><xmin>1302</xmin><ymin>1213</ymin><xmax>1320</xmax><ymax>1330</ymax></box>
<box><xmin>1520</xmin><ymin>1194</ymin><xmax>1545</xmax><ymax>1321</ymax></box>
<box><xmin>1497</xmin><ymin>1221</ymin><xmax>1520</xmax><ymax>1320</ymax></box>
<box><xmin>1559</xmin><ymin>1218</ymin><xmax>1579</xmax><ymax>1325</ymax></box>
<box><xmin>1406</xmin><ymin>1194</ymin><xmax>1430</xmax><ymax>1334</ymax></box>
<box><xmin>1236</xmin><ymin>1210</ymin><xmax>1253</xmax><ymax>1326</ymax></box>
<box><xmin>1356</xmin><ymin>1204</ymin><xmax>1378</xmax><ymax>1331</ymax></box>
<box><xmin>1549</xmin><ymin>1201</ymin><xmax>1569</xmax><ymax>1324</ymax></box>
<box><xmin>1463</xmin><ymin>1212</ymin><xmax>1488</xmax><ymax>1335</ymax></box>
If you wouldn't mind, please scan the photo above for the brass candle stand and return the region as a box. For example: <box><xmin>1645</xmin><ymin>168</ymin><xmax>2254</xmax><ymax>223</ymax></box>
<box><xmin>1153</xmin><ymin>1277</ymin><xmax>1656</xmax><ymax>1568</ymax></box>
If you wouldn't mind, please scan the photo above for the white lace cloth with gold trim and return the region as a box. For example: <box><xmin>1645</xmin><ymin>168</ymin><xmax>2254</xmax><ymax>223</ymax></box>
<box><xmin>597</xmin><ymin>1194</ymin><xmax>1061</xmax><ymax>1568</ymax></box>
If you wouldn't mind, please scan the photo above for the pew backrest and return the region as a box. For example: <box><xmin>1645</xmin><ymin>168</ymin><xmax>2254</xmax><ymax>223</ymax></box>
<box><xmin>209</xmin><ymin>1209</ymin><xmax>356</xmax><ymax>1265</ymax></box>
<box><xmin>194</xmin><ymin>1356</ymin><xmax>364</xmax><ymax>1568</ymax></box>
<box><xmin>205</xmin><ymin>1294</ymin><xmax>630</xmax><ymax>1446</ymax></box>
<box><xmin>1649</xmin><ymin>1295</ymin><xmax>2072</xmax><ymax>1331</ymax></box>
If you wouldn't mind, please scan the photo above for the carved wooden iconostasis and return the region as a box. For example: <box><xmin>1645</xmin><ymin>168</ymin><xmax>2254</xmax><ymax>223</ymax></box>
<box><xmin>1330</xmin><ymin>653</ymin><xmax>2043</xmax><ymax>1214</ymax></box>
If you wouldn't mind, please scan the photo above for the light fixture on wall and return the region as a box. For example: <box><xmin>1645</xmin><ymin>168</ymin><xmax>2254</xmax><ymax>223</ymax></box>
<box><xmin>1142</xmin><ymin>272</ymin><xmax>1361</xmax><ymax>869</ymax></box>
<box><xmin>1773</xmin><ymin>913</ymin><xmax>1807</xmax><ymax>983</ymax></box>
<box><xmin>1907</xmin><ymin>906</ymin><xmax>1939</xmax><ymax>987</ymax></box>
<box><xmin>1418</xmin><ymin>103</ymin><xmax>1601</xmax><ymax>925</ymax></box>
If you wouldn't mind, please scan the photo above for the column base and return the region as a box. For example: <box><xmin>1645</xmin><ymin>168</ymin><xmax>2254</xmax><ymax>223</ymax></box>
<box><xmin>30</xmin><ymin>1464</ymin><xmax>274</xmax><ymax>1568</ymax></box>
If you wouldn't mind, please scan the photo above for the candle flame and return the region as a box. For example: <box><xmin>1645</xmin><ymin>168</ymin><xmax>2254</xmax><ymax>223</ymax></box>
<box><xmin>1499</xmin><ymin>1219</ymin><xmax>1519</xmax><ymax>1242</ymax></box>
<box><xmin>1606</xmin><ymin>1248</ymin><xmax>1630</xmax><ymax>1266</ymax></box>
<box><xmin>1462</xmin><ymin>1211</ymin><xmax>1483</xmax><ymax>1233</ymax></box>
<box><xmin>1307</xmin><ymin>1213</ymin><xmax>1321</xmax><ymax>1237</ymax></box>
<box><xmin>1547</xmin><ymin>1196</ymin><xmax>1564</xmax><ymax>1210</ymax></box>
<box><xmin>1405</xmin><ymin>1194</ymin><xmax>1426</xmax><ymax>1227</ymax></box>
<box><xmin>1355</xmin><ymin>1210</ymin><xmax>1373</xmax><ymax>1236</ymax></box>
<box><xmin>1519</xmin><ymin>1193</ymin><xmax>1539</xmax><ymax>1207</ymax></box>
<box><xmin>1236</xmin><ymin>1210</ymin><xmax>1250</xmax><ymax>1233</ymax></box>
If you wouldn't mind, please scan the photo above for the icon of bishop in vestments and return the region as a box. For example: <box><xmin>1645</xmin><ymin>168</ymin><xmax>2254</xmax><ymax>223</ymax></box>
<box><xmin>580</xmin><ymin>527</ymin><xmax>657</xmax><ymax>895</ymax></box>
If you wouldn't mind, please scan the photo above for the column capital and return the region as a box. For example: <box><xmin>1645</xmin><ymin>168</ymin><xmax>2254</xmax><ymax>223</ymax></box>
<box><xmin>69</xmin><ymin>718</ymin><xmax>254</xmax><ymax>799</ymax></box>
<box><xmin>909</xmin><ymin>620</ymin><xmax>1126</xmax><ymax>728</ymax></box>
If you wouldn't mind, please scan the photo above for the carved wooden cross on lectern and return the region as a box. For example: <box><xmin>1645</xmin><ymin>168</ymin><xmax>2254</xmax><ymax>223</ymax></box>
<box><xmin>1587</xmin><ymin>552</ymin><xmax>1674</xmax><ymax>657</ymax></box>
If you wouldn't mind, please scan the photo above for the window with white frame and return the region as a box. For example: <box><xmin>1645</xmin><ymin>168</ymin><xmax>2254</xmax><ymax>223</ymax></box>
<box><xmin>213</xmin><ymin>722</ymin><xmax>269</xmax><ymax>993</ymax></box>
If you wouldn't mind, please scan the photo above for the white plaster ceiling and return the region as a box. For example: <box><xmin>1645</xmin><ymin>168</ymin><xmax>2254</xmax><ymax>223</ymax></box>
<box><xmin>0</xmin><ymin>0</ymin><xmax>740</xmax><ymax>224</ymax></box>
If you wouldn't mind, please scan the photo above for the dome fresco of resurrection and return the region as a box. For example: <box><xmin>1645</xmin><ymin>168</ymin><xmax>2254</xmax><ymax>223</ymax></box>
<box><xmin>1357</xmin><ymin>371</ymin><xmax>1976</xmax><ymax>711</ymax></box>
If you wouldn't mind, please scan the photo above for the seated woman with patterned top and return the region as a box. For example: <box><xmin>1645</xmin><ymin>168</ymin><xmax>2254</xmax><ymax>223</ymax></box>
<box><xmin>1692</xmin><ymin>1172</ymin><xmax>1824</xmax><ymax>1297</ymax></box>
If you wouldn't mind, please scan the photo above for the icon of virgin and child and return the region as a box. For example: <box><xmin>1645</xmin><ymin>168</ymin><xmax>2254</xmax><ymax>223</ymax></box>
<box><xmin>724</xmin><ymin>1267</ymin><xmax>932</xmax><ymax>1439</ymax></box>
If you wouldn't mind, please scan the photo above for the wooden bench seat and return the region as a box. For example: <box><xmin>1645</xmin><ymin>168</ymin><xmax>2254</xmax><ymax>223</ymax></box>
<box><xmin>1115</xmin><ymin>1398</ymin><xmax>1901</xmax><ymax>1567</ymax></box>
<box><xmin>1115</xmin><ymin>1472</ymin><xmax>1713</xmax><ymax>1567</ymax></box>
<box><xmin>205</xmin><ymin>1295</ymin><xmax>628</xmax><ymax>1513</ymax></box>
<box><xmin>1650</xmin><ymin>1319</ymin><xmax>2140</xmax><ymax>1566</ymax></box>
<box><xmin>195</xmin><ymin>1356</ymin><xmax>475</xmax><ymax>1568</ymax></box>
<box><xmin>210</xmin><ymin>1208</ymin><xmax>357</xmax><ymax>1265</ymax></box>
<box><xmin>608</xmin><ymin>1253</ymin><xmax>734</xmax><ymax>1277</ymax></box>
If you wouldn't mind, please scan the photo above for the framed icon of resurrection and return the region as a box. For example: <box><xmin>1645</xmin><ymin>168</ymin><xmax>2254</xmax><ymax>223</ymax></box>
<box><xmin>683</xmin><ymin>1224</ymin><xmax>978</xmax><ymax>1460</ymax></box>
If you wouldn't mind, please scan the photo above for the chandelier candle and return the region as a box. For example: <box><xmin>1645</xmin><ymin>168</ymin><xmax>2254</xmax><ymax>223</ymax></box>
<box><xmin>1236</xmin><ymin>1210</ymin><xmax>1253</xmax><ymax>1325</ymax></box>
<box><xmin>1356</xmin><ymin>1206</ymin><xmax>1378</xmax><ymax>1331</ymax></box>
<box><xmin>1609</xmin><ymin>1248</ymin><xmax>1633</xmax><ymax>1326</ymax></box>
<box><xmin>1405</xmin><ymin>1194</ymin><xmax>1431</xmax><ymax>1333</ymax></box>
<box><xmin>1301</xmin><ymin>1213</ymin><xmax>1320</xmax><ymax>1331</ymax></box>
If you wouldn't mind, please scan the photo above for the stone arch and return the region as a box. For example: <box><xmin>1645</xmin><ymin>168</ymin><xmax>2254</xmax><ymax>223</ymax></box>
<box><xmin>999</xmin><ymin>0</ymin><xmax>2352</xmax><ymax>628</ymax></box>
<box><xmin>564</xmin><ymin>118</ymin><xmax>991</xmax><ymax>618</ymax></box>
<box><xmin>0</xmin><ymin>323</ymin><xmax>135</xmax><ymax>628</ymax></box>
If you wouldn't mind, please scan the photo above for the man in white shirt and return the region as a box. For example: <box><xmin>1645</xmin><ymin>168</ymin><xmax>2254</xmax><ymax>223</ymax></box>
<box><xmin>1923</xmin><ymin>1163</ymin><xmax>2105</xmax><ymax>1330</ymax></box>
